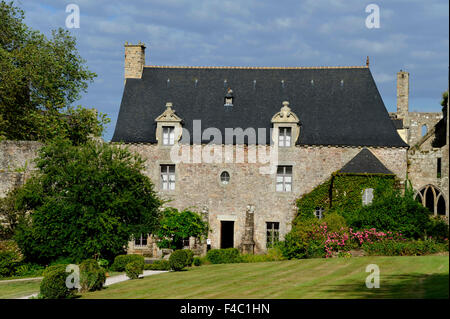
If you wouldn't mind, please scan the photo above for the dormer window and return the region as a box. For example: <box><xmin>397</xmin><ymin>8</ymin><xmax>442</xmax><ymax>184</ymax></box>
<box><xmin>278</xmin><ymin>127</ymin><xmax>291</xmax><ymax>147</ymax></box>
<box><xmin>162</xmin><ymin>126</ymin><xmax>175</xmax><ymax>145</ymax></box>
<box><xmin>224</xmin><ymin>88</ymin><xmax>234</xmax><ymax>107</ymax></box>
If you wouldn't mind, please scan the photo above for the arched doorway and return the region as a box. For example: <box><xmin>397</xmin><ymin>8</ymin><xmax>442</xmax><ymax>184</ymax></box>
<box><xmin>415</xmin><ymin>185</ymin><xmax>446</xmax><ymax>216</ymax></box>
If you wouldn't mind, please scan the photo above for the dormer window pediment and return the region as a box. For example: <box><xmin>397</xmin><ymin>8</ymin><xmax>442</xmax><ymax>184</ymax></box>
<box><xmin>224</xmin><ymin>88</ymin><xmax>234</xmax><ymax>107</ymax></box>
<box><xmin>271</xmin><ymin>101</ymin><xmax>301</xmax><ymax>147</ymax></box>
<box><xmin>155</xmin><ymin>102</ymin><xmax>183</xmax><ymax>147</ymax></box>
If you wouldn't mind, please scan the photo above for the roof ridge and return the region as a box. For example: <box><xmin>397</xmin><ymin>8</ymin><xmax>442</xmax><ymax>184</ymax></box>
<box><xmin>144</xmin><ymin>65</ymin><xmax>368</xmax><ymax>70</ymax></box>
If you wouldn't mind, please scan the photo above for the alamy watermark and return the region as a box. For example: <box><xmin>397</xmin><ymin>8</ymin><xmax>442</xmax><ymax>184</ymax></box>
<box><xmin>365</xmin><ymin>4</ymin><xmax>380</xmax><ymax>29</ymax></box>
<box><xmin>65</xmin><ymin>4</ymin><xmax>80</xmax><ymax>29</ymax></box>
<box><xmin>365</xmin><ymin>264</ymin><xmax>380</xmax><ymax>288</ymax></box>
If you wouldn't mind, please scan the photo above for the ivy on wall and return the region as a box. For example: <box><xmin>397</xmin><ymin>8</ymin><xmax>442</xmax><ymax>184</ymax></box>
<box><xmin>294</xmin><ymin>172</ymin><xmax>398</xmax><ymax>224</ymax></box>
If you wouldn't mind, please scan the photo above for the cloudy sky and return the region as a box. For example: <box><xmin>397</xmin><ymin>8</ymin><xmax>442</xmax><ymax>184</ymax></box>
<box><xmin>17</xmin><ymin>0</ymin><xmax>449</xmax><ymax>141</ymax></box>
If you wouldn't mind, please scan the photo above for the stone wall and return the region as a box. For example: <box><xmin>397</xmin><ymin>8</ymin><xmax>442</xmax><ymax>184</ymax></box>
<box><xmin>0</xmin><ymin>141</ymin><xmax>41</xmax><ymax>198</ymax></box>
<box><xmin>125</xmin><ymin>144</ymin><xmax>407</xmax><ymax>254</ymax></box>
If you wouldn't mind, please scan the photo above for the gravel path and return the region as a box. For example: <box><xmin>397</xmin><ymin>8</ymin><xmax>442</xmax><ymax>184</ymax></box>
<box><xmin>15</xmin><ymin>270</ymin><xmax>168</xmax><ymax>299</ymax></box>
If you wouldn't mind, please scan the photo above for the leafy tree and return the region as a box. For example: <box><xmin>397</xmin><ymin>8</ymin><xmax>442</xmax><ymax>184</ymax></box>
<box><xmin>0</xmin><ymin>188</ymin><xmax>27</xmax><ymax>240</ymax></box>
<box><xmin>0</xmin><ymin>1</ymin><xmax>108</xmax><ymax>142</ymax></box>
<box><xmin>13</xmin><ymin>138</ymin><xmax>162</xmax><ymax>264</ymax></box>
<box><xmin>156</xmin><ymin>208</ymin><xmax>209</xmax><ymax>249</ymax></box>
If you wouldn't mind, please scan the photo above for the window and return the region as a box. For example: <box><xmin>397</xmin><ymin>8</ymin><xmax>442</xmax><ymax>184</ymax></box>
<box><xmin>134</xmin><ymin>234</ymin><xmax>148</xmax><ymax>247</ymax></box>
<box><xmin>161</xmin><ymin>165</ymin><xmax>175</xmax><ymax>190</ymax></box>
<box><xmin>437</xmin><ymin>158</ymin><xmax>442</xmax><ymax>178</ymax></box>
<box><xmin>266</xmin><ymin>222</ymin><xmax>280</xmax><ymax>248</ymax></box>
<box><xmin>314</xmin><ymin>207</ymin><xmax>324</xmax><ymax>219</ymax></box>
<box><xmin>182</xmin><ymin>238</ymin><xmax>190</xmax><ymax>248</ymax></box>
<box><xmin>220</xmin><ymin>171</ymin><xmax>230</xmax><ymax>185</ymax></box>
<box><xmin>162</xmin><ymin>126</ymin><xmax>175</xmax><ymax>145</ymax></box>
<box><xmin>421</xmin><ymin>125</ymin><xmax>427</xmax><ymax>137</ymax></box>
<box><xmin>278</xmin><ymin>127</ymin><xmax>292</xmax><ymax>147</ymax></box>
<box><xmin>276</xmin><ymin>166</ymin><xmax>292</xmax><ymax>192</ymax></box>
<box><xmin>362</xmin><ymin>188</ymin><xmax>374</xmax><ymax>206</ymax></box>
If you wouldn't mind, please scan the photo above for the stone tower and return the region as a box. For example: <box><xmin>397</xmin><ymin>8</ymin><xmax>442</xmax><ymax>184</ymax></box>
<box><xmin>124</xmin><ymin>42</ymin><xmax>146</xmax><ymax>80</ymax></box>
<box><xmin>396</xmin><ymin>70</ymin><xmax>409</xmax><ymax>118</ymax></box>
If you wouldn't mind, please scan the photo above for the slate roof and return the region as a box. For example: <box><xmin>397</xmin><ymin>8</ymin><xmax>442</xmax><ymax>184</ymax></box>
<box><xmin>112</xmin><ymin>65</ymin><xmax>408</xmax><ymax>147</ymax></box>
<box><xmin>338</xmin><ymin>148</ymin><xmax>394</xmax><ymax>175</ymax></box>
<box><xmin>391</xmin><ymin>118</ymin><xmax>404</xmax><ymax>129</ymax></box>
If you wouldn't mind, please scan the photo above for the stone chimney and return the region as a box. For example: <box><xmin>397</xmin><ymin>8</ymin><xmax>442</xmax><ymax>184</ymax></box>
<box><xmin>124</xmin><ymin>42</ymin><xmax>146</xmax><ymax>80</ymax></box>
<box><xmin>396</xmin><ymin>70</ymin><xmax>409</xmax><ymax>118</ymax></box>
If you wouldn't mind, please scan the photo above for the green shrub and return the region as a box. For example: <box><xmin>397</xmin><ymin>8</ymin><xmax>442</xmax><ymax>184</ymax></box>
<box><xmin>42</xmin><ymin>264</ymin><xmax>68</xmax><ymax>277</ymax></box>
<box><xmin>193</xmin><ymin>257</ymin><xmax>202</xmax><ymax>266</ymax></box>
<box><xmin>206</xmin><ymin>248</ymin><xmax>241</xmax><ymax>264</ymax></box>
<box><xmin>97</xmin><ymin>258</ymin><xmax>109</xmax><ymax>268</ymax></box>
<box><xmin>343</xmin><ymin>187</ymin><xmax>432</xmax><ymax>239</ymax></box>
<box><xmin>0</xmin><ymin>251</ymin><xmax>21</xmax><ymax>277</ymax></box>
<box><xmin>426</xmin><ymin>217</ymin><xmax>449</xmax><ymax>241</ymax></box>
<box><xmin>185</xmin><ymin>249</ymin><xmax>194</xmax><ymax>267</ymax></box>
<box><xmin>79</xmin><ymin>259</ymin><xmax>106</xmax><ymax>292</ymax></box>
<box><xmin>362</xmin><ymin>239</ymin><xmax>449</xmax><ymax>256</ymax></box>
<box><xmin>40</xmin><ymin>265</ymin><xmax>76</xmax><ymax>299</ymax></box>
<box><xmin>125</xmin><ymin>260</ymin><xmax>144</xmax><ymax>279</ymax></box>
<box><xmin>169</xmin><ymin>250</ymin><xmax>189</xmax><ymax>271</ymax></box>
<box><xmin>14</xmin><ymin>263</ymin><xmax>44</xmax><ymax>277</ymax></box>
<box><xmin>111</xmin><ymin>254</ymin><xmax>145</xmax><ymax>272</ymax></box>
<box><xmin>144</xmin><ymin>259</ymin><xmax>171</xmax><ymax>271</ymax></box>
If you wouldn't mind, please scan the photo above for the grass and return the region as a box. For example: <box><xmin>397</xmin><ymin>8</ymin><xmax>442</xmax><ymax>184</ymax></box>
<box><xmin>81</xmin><ymin>256</ymin><xmax>449</xmax><ymax>299</ymax></box>
<box><xmin>0</xmin><ymin>279</ymin><xmax>41</xmax><ymax>299</ymax></box>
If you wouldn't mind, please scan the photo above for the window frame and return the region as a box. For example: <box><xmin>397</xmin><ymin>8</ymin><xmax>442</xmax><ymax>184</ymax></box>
<box><xmin>161</xmin><ymin>164</ymin><xmax>176</xmax><ymax>191</ymax></box>
<box><xmin>276</xmin><ymin>165</ymin><xmax>293</xmax><ymax>192</ymax></box>
<box><xmin>266</xmin><ymin>222</ymin><xmax>280</xmax><ymax>248</ymax></box>
<box><xmin>278</xmin><ymin>127</ymin><xmax>292</xmax><ymax>147</ymax></box>
<box><xmin>134</xmin><ymin>234</ymin><xmax>148</xmax><ymax>247</ymax></box>
<box><xmin>162</xmin><ymin>126</ymin><xmax>175</xmax><ymax>146</ymax></box>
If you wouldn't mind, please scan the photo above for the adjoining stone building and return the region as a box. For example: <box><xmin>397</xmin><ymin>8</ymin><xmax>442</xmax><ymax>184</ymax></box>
<box><xmin>113</xmin><ymin>43</ymin><xmax>411</xmax><ymax>256</ymax></box>
<box><xmin>390</xmin><ymin>71</ymin><xmax>449</xmax><ymax>217</ymax></box>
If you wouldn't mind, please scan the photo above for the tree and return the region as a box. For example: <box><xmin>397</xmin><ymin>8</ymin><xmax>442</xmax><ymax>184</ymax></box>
<box><xmin>0</xmin><ymin>1</ymin><xmax>108</xmax><ymax>142</ymax></box>
<box><xmin>13</xmin><ymin>138</ymin><xmax>162</xmax><ymax>263</ymax></box>
<box><xmin>156</xmin><ymin>208</ymin><xmax>209</xmax><ymax>250</ymax></box>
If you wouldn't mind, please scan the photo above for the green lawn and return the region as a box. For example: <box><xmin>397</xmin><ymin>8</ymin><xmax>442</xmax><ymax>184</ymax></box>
<box><xmin>81</xmin><ymin>256</ymin><xmax>449</xmax><ymax>299</ymax></box>
<box><xmin>0</xmin><ymin>279</ymin><xmax>41</xmax><ymax>299</ymax></box>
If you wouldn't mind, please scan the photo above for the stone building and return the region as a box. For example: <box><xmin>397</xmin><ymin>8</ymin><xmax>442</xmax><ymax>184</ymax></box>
<box><xmin>1</xmin><ymin>43</ymin><xmax>447</xmax><ymax>256</ymax></box>
<box><xmin>112</xmin><ymin>43</ymin><xmax>410</xmax><ymax>255</ymax></box>
<box><xmin>390</xmin><ymin>71</ymin><xmax>449</xmax><ymax>217</ymax></box>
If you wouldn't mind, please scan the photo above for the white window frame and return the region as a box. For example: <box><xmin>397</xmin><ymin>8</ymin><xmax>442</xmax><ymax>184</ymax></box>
<box><xmin>161</xmin><ymin>164</ymin><xmax>175</xmax><ymax>191</ymax></box>
<box><xmin>134</xmin><ymin>234</ymin><xmax>148</xmax><ymax>247</ymax></box>
<box><xmin>362</xmin><ymin>188</ymin><xmax>374</xmax><ymax>206</ymax></box>
<box><xmin>314</xmin><ymin>207</ymin><xmax>324</xmax><ymax>219</ymax></box>
<box><xmin>276</xmin><ymin>166</ymin><xmax>292</xmax><ymax>192</ymax></box>
<box><xmin>162</xmin><ymin>126</ymin><xmax>175</xmax><ymax>146</ymax></box>
<box><xmin>278</xmin><ymin>127</ymin><xmax>292</xmax><ymax>147</ymax></box>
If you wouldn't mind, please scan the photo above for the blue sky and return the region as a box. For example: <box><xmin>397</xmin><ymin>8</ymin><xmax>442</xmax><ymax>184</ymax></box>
<box><xmin>17</xmin><ymin>0</ymin><xmax>449</xmax><ymax>141</ymax></box>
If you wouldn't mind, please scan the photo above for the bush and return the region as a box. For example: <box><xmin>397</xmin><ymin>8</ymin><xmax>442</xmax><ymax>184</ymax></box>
<box><xmin>206</xmin><ymin>248</ymin><xmax>241</xmax><ymax>264</ymax></box>
<box><xmin>125</xmin><ymin>260</ymin><xmax>144</xmax><ymax>279</ymax></box>
<box><xmin>185</xmin><ymin>249</ymin><xmax>194</xmax><ymax>267</ymax></box>
<box><xmin>42</xmin><ymin>264</ymin><xmax>68</xmax><ymax>278</ymax></box>
<box><xmin>40</xmin><ymin>265</ymin><xmax>76</xmax><ymax>299</ymax></box>
<box><xmin>426</xmin><ymin>217</ymin><xmax>449</xmax><ymax>242</ymax></box>
<box><xmin>0</xmin><ymin>251</ymin><xmax>21</xmax><ymax>277</ymax></box>
<box><xmin>362</xmin><ymin>239</ymin><xmax>449</xmax><ymax>256</ymax></box>
<box><xmin>79</xmin><ymin>259</ymin><xmax>106</xmax><ymax>292</ymax></box>
<box><xmin>144</xmin><ymin>260</ymin><xmax>171</xmax><ymax>271</ymax></box>
<box><xmin>169</xmin><ymin>250</ymin><xmax>189</xmax><ymax>271</ymax></box>
<box><xmin>111</xmin><ymin>254</ymin><xmax>145</xmax><ymax>272</ymax></box>
<box><xmin>193</xmin><ymin>257</ymin><xmax>202</xmax><ymax>266</ymax></box>
<box><xmin>14</xmin><ymin>263</ymin><xmax>44</xmax><ymax>277</ymax></box>
<box><xmin>343</xmin><ymin>187</ymin><xmax>432</xmax><ymax>239</ymax></box>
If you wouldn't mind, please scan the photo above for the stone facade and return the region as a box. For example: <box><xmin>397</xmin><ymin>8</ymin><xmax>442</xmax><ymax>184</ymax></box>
<box><xmin>125</xmin><ymin>143</ymin><xmax>407</xmax><ymax>255</ymax></box>
<box><xmin>0</xmin><ymin>141</ymin><xmax>41</xmax><ymax>198</ymax></box>
<box><xmin>391</xmin><ymin>70</ymin><xmax>449</xmax><ymax>217</ymax></box>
